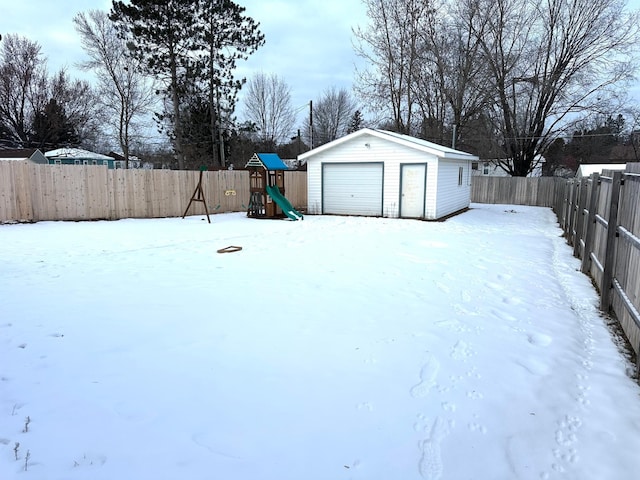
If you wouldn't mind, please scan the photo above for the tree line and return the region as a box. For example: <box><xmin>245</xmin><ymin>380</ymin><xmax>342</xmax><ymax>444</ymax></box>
<box><xmin>0</xmin><ymin>0</ymin><xmax>363</xmax><ymax>170</ymax></box>
<box><xmin>354</xmin><ymin>0</ymin><xmax>640</xmax><ymax>176</ymax></box>
<box><xmin>2</xmin><ymin>0</ymin><xmax>640</xmax><ymax>175</ymax></box>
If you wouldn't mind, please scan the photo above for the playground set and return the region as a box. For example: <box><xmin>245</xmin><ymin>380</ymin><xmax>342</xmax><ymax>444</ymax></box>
<box><xmin>181</xmin><ymin>153</ymin><xmax>303</xmax><ymax>226</ymax></box>
<box><xmin>245</xmin><ymin>153</ymin><xmax>303</xmax><ymax>220</ymax></box>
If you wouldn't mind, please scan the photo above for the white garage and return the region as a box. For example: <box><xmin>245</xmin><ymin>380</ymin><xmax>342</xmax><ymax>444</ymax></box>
<box><xmin>299</xmin><ymin>128</ymin><xmax>479</xmax><ymax>220</ymax></box>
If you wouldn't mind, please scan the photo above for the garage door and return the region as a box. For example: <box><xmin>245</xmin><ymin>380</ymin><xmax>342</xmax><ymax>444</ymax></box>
<box><xmin>322</xmin><ymin>162</ymin><xmax>383</xmax><ymax>216</ymax></box>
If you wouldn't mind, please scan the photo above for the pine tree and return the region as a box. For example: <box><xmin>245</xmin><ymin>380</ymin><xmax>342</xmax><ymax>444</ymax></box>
<box><xmin>110</xmin><ymin>0</ymin><xmax>263</xmax><ymax>169</ymax></box>
<box><xmin>30</xmin><ymin>99</ymin><xmax>79</xmax><ymax>149</ymax></box>
<box><xmin>347</xmin><ymin>110</ymin><xmax>364</xmax><ymax>134</ymax></box>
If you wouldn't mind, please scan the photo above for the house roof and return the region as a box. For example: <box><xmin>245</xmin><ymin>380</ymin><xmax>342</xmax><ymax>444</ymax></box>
<box><xmin>0</xmin><ymin>148</ymin><xmax>40</xmax><ymax>161</ymax></box>
<box><xmin>45</xmin><ymin>148</ymin><xmax>113</xmax><ymax>160</ymax></box>
<box><xmin>245</xmin><ymin>153</ymin><xmax>289</xmax><ymax>170</ymax></box>
<box><xmin>576</xmin><ymin>163</ymin><xmax>627</xmax><ymax>178</ymax></box>
<box><xmin>108</xmin><ymin>151</ymin><xmax>142</xmax><ymax>163</ymax></box>
<box><xmin>298</xmin><ymin>128</ymin><xmax>479</xmax><ymax>161</ymax></box>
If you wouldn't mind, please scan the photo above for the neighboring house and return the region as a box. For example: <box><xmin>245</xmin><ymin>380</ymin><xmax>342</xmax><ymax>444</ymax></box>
<box><xmin>45</xmin><ymin>148</ymin><xmax>116</xmax><ymax>168</ymax></box>
<box><xmin>472</xmin><ymin>157</ymin><xmax>545</xmax><ymax>177</ymax></box>
<box><xmin>299</xmin><ymin>128</ymin><xmax>478</xmax><ymax>220</ymax></box>
<box><xmin>575</xmin><ymin>163</ymin><xmax>627</xmax><ymax>179</ymax></box>
<box><xmin>107</xmin><ymin>151</ymin><xmax>154</xmax><ymax>169</ymax></box>
<box><xmin>0</xmin><ymin>148</ymin><xmax>48</xmax><ymax>164</ymax></box>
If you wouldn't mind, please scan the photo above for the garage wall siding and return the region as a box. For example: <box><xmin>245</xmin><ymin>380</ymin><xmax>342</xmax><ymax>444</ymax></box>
<box><xmin>435</xmin><ymin>160</ymin><xmax>472</xmax><ymax>218</ymax></box>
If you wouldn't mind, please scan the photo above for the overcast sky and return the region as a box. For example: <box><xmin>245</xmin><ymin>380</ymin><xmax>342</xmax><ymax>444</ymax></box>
<box><xmin>1</xmin><ymin>0</ymin><xmax>368</xmax><ymax>131</ymax></box>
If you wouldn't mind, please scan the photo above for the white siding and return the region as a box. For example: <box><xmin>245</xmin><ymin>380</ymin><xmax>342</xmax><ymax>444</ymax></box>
<box><xmin>435</xmin><ymin>160</ymin><xmax>472</xmax><ymax>218</ymax></box>
<box><xmin>307</xmin><ymin>153</ymin><xmax>323</xmax><ymax>214</ymax></box>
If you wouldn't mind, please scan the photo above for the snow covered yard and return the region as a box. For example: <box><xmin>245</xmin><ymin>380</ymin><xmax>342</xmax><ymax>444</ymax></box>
<box><xmin>1</xmin><ymin>203</ymin><xmax>640</xmax><ymax>480</ymax></box>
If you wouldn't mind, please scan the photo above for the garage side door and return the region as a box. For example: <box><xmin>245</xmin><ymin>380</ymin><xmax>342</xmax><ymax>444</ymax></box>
<box><xmin>322</xmin><ymin>162</ymin><xmax>383</xmax><ymax>216</ymax></box>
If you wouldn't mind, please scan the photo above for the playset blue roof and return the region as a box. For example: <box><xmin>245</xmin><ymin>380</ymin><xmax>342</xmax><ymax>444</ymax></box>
<box><xmin>245</xmin><ymin>153</ymin><xmax>289</xmax><ymax>170</ymax></box>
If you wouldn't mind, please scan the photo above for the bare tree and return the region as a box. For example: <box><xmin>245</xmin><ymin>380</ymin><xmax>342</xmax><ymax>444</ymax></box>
<box><xmin>354</xmin><ymin>0</ymin><xmax>432</xmax><ymax>134</ymax></box>
<box><xmin>410</xmin><ymin>0</ymin><xmax>491</xmax><ymax>150</ymax></box>
<box><xmin>48</xmin><ymin>69</ymin><xmax>102</xmax><ymax>149</ymax></box>
<box><xmin>355</xmin><ymin>0</ymin><xmax>640</xmax><ymax>175</ymax></box>
<box><xmin>308</xmin><ymin>87</ymin><xmax>357</xmax><ymax>146</ymax></box>
<box><xmin>242</xmin><ymin>72</ymin><xmax>296</xmax><ymax>147</ymax></box>
<box><xmin>74</xmin><ymin>9</ymin><xmax>157</xmax><ymax>168</ymax></box>
<box><xmin>0</xmin><ymin>34</ymin><xmax>47</xmax><ymax>147</ymax></box>
<box><xmin>0</xmin><ymin>34</ymin><xmax>100</xmax><ymax>150</ymax></box>
<box><xmin>470</xmin><ymin>0</ymin><xmax>640</xmax><ymax>175</ymax></box>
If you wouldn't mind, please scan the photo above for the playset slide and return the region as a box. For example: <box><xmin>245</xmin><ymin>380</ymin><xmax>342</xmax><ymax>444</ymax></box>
<box><xmin>265</xmin><ymin>184</ymin><xmax>304</xmax><ymax>221</ymax></box>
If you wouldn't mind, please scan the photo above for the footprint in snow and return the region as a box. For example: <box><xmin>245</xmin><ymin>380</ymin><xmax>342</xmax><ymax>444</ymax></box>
<box><xmin>418</xmin><ymin>417</ymin><xmax>450</xmax><ymax>480</ymax></box>
<box><xmin>357</xmin><ymin>402</ymin><xmax>373</xmax><ymax>411</ymax></box>
<box><xmin>411</xmin><ymin>356</ymin><xmax>440</xmax><ymax>398</ymax></box>
<box><xmin>527</xmin><ymin>332</ymin><xmax>553</xmax><ymax>346</ymax></box>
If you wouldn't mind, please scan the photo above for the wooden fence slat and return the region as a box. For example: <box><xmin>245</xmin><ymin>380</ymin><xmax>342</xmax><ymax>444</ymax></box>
<box><xmin>581</xmin><ymin>174</ymin><xmax>600</xmax><ymax>274</ymax></box>
<box><xmin>601</xmin><ymin>171</ymin><xmax>623</xmax><ymax>311</ymax></box>
<box><xmin>573</xmin><ymin>178</ymin><xmax>588</xmax><ymax>256</ymax></box>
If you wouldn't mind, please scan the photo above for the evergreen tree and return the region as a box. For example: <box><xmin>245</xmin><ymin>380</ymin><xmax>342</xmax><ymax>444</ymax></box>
<box><xmin>196</xmin><ymin>0</ymin><xmax>264</xmax><ymax>167</ymax></box>
<box><xmin>347</xmin><ymin>110</ymin><xmax>364</xmax><ymax>134</ymax></box>
<box><xmin>30</xmin><ymin>99</ymin><xmax>79</xmax><ymax>149</ymax></box>
<box><xmin>110</xmin><ymin>0</ymin><xmax>263</xmax><ymax>169</ymax></box>
<box><xmin>111</xmin><ymin>0</ymin><xmax>200</xmax><ymax>169</ymax></box>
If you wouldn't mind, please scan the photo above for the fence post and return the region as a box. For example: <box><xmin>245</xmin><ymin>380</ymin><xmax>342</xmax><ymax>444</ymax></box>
<box><xmin>600</xmin><ymin>171</ymin><xmax>623</xmax><ymax>312</ymax></box>
<box><xmin>581</xmin><ymin>173</ymin><xmax>600</xmax><ymax>274</ymax></box>
<box><xmin>560</xmin><ymin>181</ymin><xmax>569</xmax><ymax>233</ymax></box>
<box><xmin>573</xmin><ymin>177</ymin><xmax>588</xmax><ymax>258</ymax></box>
<box><xmin>568</xmin><ymin>181</ymin><xmax>579</xmax><ymax>245</ymax></box>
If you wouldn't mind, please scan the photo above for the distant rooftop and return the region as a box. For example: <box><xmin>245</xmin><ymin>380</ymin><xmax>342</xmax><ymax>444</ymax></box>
<box><xmin>45</xmin><ymin>148</ymin><xmax>113</xmax><ymax>160</ymax></box>
<box><xmin>0</xmin><ymin>148</ymin><xmax>39</xmax><ymax>160</ymax></box>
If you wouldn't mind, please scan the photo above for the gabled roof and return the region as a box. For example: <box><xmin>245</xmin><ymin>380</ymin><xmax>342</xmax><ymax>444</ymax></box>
<box><xmin>0</xmin><ymin>148</ymin><xmax>38</xmax><ymax>160</ymax></box>
<box><xmin>0</xmin><ymin>148</ymin><xmax>47</xmax><ymax>163</ymax></box>
<box><xmin>45</xmin><ymin>148</ymin><xmax>113</xmax><ymax>160</ymax></box>
<box><xmin>245</xmin><ymin>153</ymin><xmax>289</xmax><ymax>170</ymax></box>
<box><xmin>298</xmin><ymin>128</ymin><xmax>478</xmax><ymax>161</ymax></box>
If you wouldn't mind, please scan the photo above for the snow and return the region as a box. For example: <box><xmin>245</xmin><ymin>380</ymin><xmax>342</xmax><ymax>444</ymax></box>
<box><xmin>1</xmin><ymin>203</ymin><xmax>640</xmax><ymax>480</ymax></box>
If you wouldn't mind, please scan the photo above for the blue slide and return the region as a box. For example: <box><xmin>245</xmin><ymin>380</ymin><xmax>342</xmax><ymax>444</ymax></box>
<box><xmin>265</xmin><ymin>184</ymin><xmax>304</xmax><ymax>221</ymax></box>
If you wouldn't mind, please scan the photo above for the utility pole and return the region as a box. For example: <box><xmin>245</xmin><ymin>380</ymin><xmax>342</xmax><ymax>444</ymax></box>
<box><xmin>309</xmin><ymin>100</ymin><xmax>313</xmax><ymax>149</ymax></box>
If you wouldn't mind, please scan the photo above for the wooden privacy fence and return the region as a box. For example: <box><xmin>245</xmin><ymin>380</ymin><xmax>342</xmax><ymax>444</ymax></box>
<box><xmin>0</xmin><ymin>162</ymin><xmax>307</xmax><ymax>222</ymax></box>
<box><xmin>554</xmin><ymin>164</ymin><xmax>640</xmax><ymax>360</ymax></box>
<box><xmin>471</xmin><ymin>175</ymin><xmax>561</xmax><ymax>206</ymax></box>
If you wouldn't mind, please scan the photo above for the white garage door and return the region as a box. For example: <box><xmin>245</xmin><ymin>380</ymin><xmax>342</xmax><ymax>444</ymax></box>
<box><xmin>322</xmin><ymin>162</ymin><xmax>383</xmax><ymax>216</ymax></box>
